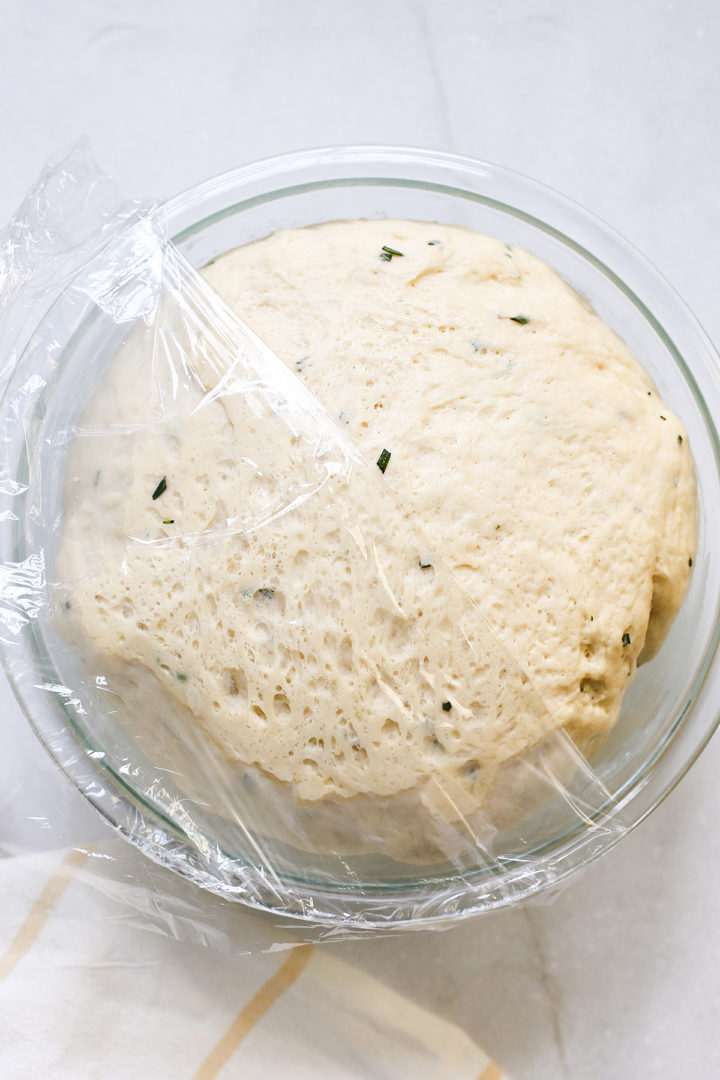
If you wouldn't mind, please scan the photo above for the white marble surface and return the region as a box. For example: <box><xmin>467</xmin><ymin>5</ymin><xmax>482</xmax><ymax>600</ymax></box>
<box><xmin>2</xmin><ymin>2</ymin><xmax>720</xmax><ymax>1076</ymax></box>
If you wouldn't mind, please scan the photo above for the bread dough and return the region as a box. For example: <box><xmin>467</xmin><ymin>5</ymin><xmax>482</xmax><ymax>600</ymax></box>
<box><xmin>55</xmin><ymin>220</ymin><xmax>697</xmax><ymax>839</ymax></box>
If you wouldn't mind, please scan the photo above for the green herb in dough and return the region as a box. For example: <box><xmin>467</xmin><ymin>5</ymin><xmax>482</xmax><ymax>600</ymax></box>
<box><xmin>376</xmin><ymin>449</ymin><xmax>391</xmax><ymax>473</ymax></box>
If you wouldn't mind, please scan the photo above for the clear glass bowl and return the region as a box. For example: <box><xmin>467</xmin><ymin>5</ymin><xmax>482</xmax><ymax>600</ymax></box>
<box><xmin>3</xmin><ymin>146</ymin><xmax>720</xmax><ymax>930</ymax></box>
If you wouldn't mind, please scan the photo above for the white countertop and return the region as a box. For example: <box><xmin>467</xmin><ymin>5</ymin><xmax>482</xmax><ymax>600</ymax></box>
<box><xmin>2</xmin><ymin>2</ymin><xmax>719</xmax><ymax>1076</ymax></box>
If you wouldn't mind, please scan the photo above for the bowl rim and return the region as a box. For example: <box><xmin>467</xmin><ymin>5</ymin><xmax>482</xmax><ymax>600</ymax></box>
<box><xmin>2</xmin><ymin>143</ymin><xmax>720</xmax><ymax>929</ymax></box>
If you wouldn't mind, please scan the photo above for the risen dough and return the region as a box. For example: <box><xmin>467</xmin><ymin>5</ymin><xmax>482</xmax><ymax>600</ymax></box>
<box><xmin>55</xmin><ymin>220</ymin><xmax>697</xmax><ymax>833</ymax></box>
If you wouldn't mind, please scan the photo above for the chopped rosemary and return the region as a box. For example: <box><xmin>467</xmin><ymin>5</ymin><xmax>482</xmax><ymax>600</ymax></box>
<box><xmin>677</xmin><ymin>434</ymin><xmax>683</xmax><ymax>445</ymax></box>
<box><xmin>162</xmin><ymin>519</ymin><xmax>174</xmax><ymax>525</ymax></box>
<box><xmin>509</xmin><ymin>315</ymin><xmax>530</xmax><ymax>325</ymax></box>
<box><xmin>380</xmin><ymin>245</ymin><xmax>404</xmax><ymax>261</ymax></box>
<box><xmin>427</xmin><ymin>240</ymin><xmax>441</xmax><ymax>246</ymax></box>
<box><xmin>376</xmin><ymin>449</ymin><xmax>391</xmax><ymax>473</ymax></box>
<box><xmin>622</xmin><ymin>632</ymin><xmax>631</xmax><ymax>647</ymax></box>
<box><xmin>441</xmin><ymin>701</ymin><xmax>452</xmax><ymax>712</ymax></box>
<box><xmin>689</xmin><ymin>557</ymin><xmax>693</xmax><ymax>567</ymax></box>
<box><xmin>176</xmin><ymin>673</ymin><xmax>188</xmax><ymax>681</ymax></box>
<box><xmin>151</xmin><ymin>476</ymin><xmax>167</xmax><ymax>500</ymax></box>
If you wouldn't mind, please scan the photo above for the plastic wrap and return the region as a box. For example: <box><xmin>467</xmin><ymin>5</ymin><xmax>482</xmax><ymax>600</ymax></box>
<box><xmin>0</xmin><ymin>144</ymin><xmax>630</xmax><ymax>940</ymax></box>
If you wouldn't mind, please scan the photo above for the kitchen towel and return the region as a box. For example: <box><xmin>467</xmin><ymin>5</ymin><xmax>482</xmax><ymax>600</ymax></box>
<box><xmin>0</xmin><ymin>845</ymin><xmax>505</xmax><ymax>1079</ymax></box>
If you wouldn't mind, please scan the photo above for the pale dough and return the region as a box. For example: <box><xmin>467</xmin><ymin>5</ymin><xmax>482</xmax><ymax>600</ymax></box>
<box><xmin>55</xmin><ymin>220</ymin><xmax>697</xmax><ymax>832</ymax></box>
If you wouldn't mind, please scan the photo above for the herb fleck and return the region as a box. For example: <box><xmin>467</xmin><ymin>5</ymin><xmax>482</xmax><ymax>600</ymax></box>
<box><xmin>508</xmin><ymin>315</ymin><xmax>530</xmax><ymax>325</ymax></box>
<box><xmin>659</xmin><ymin>415</ymin><xmax>667</xmax><ymax>421</ymax></box>
<box><xmin>377</xmin><ymin>448</ymin><xmax>391</xmax><ymax>473</ymax></box>
<box><xmin>622</xmin><ymin>632</ymin><xmax>631</xmax><ymax>647</ymax></box>
<box><xmin>380</xmin><ymin>245</ymin><xmax>404</xmax><ymax>261</ymax></box>
<box><xmin>689</xmin><ymin>557</ymin><xmax>693</xmax><ymax>567</ymax></box>
<box><xmin>419</xmin><ymin>557</ymin><xmax>433</xmax><ymax>570</ymax></box>
<box><xmin>63</xmin><ymin>600</ymin><xmax>71</xmax><ymax>610</ymax></box>
<box><xmin>441</xmin><ymin>701</ymin><xmax>452</xmax><ymax>712</ymax></box>
<box><xmin>427</xmin><ymin>240</ymin><xmax>441</xmax><ymax>246</ymax></box>
<box><xmin>151</xmin><ymin>476</ymin><xmax>167</xmax><ymax>500</ymax></box>
<box><xmin>257</xmin><ymin>587</ymin><xmax>275</xmax><ymax>600</ymax></box>
<box><xmin>162</xmin><ymin>519</ymin><xmax>174</xmax><ymax>525</ymax></box>
<box><xmin>176</xmin><ymin>673</ymin><xmax>188</xmax><ymax>681</ymax></box>
<box><xmin>677</xmin><ymin>434</ymin><xmax>683</xmax><ymax>445</ymax></box>
<box><xmin>296</xmin><ymin>357</ymin><xmax>308</xmax><ymax>371</ymax></box>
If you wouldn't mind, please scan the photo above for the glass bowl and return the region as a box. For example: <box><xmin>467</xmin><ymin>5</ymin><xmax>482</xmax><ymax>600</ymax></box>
<box><xmin>2</xmin><ymin>146</ymin><xmax>720</xmax><ymax>930</ymax></box>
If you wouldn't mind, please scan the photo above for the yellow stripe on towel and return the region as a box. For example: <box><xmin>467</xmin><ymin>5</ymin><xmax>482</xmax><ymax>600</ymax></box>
<box><xmin>0</xmin><ymin>847</ymin><xmax>89</xmax><ymax>983</ymax></box>
<box><xmin>193</xmin><ymin>944</ymin><xmax>314</xmax><ymax>1079</ymax></box>
<box><xmin>477</xmin><ymin>1063</ymin><xmax>503</xmax><ymax>1080</ymax></box>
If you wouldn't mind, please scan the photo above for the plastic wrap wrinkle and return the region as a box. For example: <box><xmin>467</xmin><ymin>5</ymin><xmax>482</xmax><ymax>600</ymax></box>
<box><xmin>0</xmin><ymin>144</ymin><xmax>632</xmax><ymax>941</ymax></box>
<box><xmin>0</xmin><ymin>552</ymin><xmax>47</xmax><ymax>639</ymax></box>
<box><xmin>0</xmin><ymin>141</ymin><xmax>142</xmax><ymax>390</ymax></box>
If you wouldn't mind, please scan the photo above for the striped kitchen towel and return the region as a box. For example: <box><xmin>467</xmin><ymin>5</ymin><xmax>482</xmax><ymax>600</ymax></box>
<box><xmin>0</xmin><ymin>846</ymin><xmax>506</xmax><ymax>1079</ymax></box>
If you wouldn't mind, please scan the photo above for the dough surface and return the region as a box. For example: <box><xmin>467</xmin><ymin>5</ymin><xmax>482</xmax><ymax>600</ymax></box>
<box><xmin>55</xmin><ymin>220</ymin><xmax>697</xmax><ymax>829</ymax></box>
